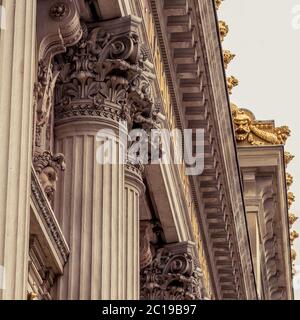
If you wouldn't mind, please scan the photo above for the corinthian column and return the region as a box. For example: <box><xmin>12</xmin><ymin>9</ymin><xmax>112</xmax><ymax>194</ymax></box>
<box><xmin>0</xmin><ymin>0</ymin><xmax>36</xmax><ymax>300</ymax></box>
<box><xmin>124</xmin><ymin>164</ymin><xmax>145</xmax><ymax>299</ymax></box>
<box><xmin>53</xmin><ymin>16</ymin><xmax>156</xmax><ymax>300</ymax></box>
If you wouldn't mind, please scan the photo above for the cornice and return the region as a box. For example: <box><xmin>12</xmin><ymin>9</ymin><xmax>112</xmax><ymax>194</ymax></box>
<box><xmin>148</xmin><ymin>0</ymin><xmax>257</xmax><ymax>299</ymax></box>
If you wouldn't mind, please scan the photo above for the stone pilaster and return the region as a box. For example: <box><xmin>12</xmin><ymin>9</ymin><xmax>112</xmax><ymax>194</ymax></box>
<box><xmin>124</xmin><ymin>164</ymin><xmax>145</xmax><ymax>299</ymax></box>
<box><xmin>140</xmin><ymin>241</ymin><xmax>206</xmax><ymax>300</ymax></box>
<box><xmin>53</xmin><ymin>15</ymin><xmax>156</xmax><ymax>299</ymax></box>
<box><xmin>0</xmin><ymin>0</ymin><xmax>36</xmax><ymax>299</ymax></box>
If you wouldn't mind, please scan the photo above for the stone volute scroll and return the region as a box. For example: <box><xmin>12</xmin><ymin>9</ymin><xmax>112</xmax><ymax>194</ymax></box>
<box><xmin>54</xmin><ymin>15</ymin><xmax>159</xmax><ymax>135</ymax></box>
<box><xmin>34</xmin><ymin>0</ymin><xmax>83</xmax><ymax>149</ymax></box>
<box><xmin>140</xmin><ymin>241</ymin><xmax>206</xmax><ymax>300</ymax></box>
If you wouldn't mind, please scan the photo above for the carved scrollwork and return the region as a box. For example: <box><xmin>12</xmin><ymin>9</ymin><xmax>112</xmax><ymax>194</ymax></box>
<box><xmin>49</xmin><ymin>2</ymin><xmax>70</xmax><ymax>20</ymax></box>
<box><xmin>140</xmin><ymin>242</ymin><xmax>205</xmax><ymax>300</ymax></box>
<box><xmin>54</xmin><ymin>16</ymin><xmax>162</xmax><ymax>132</ymax></box>
<box><xmin>34</xmin><ymin>0</ymin><xmax>83</xmax><ymax>150</ymax></box>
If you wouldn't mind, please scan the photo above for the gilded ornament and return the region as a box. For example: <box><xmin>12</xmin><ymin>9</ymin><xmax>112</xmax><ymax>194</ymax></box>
<box><xmin>286</xmin><ymin>173</ymin><xmax>293</xmax><ymax>189</ymax></box>
<box><xmin>285</xmin><ymin>152</ymin><xmax>295</xmax><ymax>167</ymax></box>
<box><xmin>219</xmin><ymin>21</ymin><xmax>229</xmax><ymax>42</ymax></box>
<box><xmin>289</xmin><ymin>213</ymin><xmax>298</xmax><ymax>228</ymax></box>
<box><xmin>215</xmin><ymin>0</ymin><xmax>223</xmax><ymax>10</ymax></box>
<box><xmin>290</xmin><ymin>230</ymin><xmax>299</xmax><ymax>244</ymax></box>
<box><xmin>27</xmin><ymin>292</ymin><xmax>38</xmax><ymax>300</ymax></box>
<box><xmin>288</xmin><ymin>192</ymin><xmax>295</xmax><ymax>209</ymax></box>
<box><xmin>223</xmin><ymin>50</ymin><xmax>235</xmax><ymax>69</ymax></box>
<box><xmin>227</xmin><ymin>76</ymin><xmax>238</xmax><ymax>94</ymax></box>
<box><xmin>231</xmin><ymin>103</ymin><xmax>291</xmax><ymax>146</ymax></box>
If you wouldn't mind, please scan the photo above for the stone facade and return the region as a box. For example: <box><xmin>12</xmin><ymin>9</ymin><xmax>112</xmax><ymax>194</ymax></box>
<box><xmin>0</xmin><ymin>0</ymin><xmax>294</xmax><ymax>300</ymax></box>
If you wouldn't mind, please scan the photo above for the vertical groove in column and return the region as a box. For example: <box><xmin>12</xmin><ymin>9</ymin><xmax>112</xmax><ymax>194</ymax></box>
<box><xmin>0</xmin><ymin>0</ymin><xmax>36</xmax><ymax>300</ymax></box>
<box><xmin>124</xmin><ymin>167</ymin><xmax>144</xmax><ymax>299</ymax></box>
<box><xmin>55</xmin><ymin>127</ymin><xmax>125</xmax><ymax>300</ymax></box>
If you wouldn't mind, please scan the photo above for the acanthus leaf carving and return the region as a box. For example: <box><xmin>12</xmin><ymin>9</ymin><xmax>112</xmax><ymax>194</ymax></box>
<box><xmin>140</xmin><ymin>242</ymin><xmax>205</xmax><ymax>300</ymax></box>
<box><xmin>54</xmin><ymin>17</ymin><xmax>164</xmax><ymax>134</ymax></box>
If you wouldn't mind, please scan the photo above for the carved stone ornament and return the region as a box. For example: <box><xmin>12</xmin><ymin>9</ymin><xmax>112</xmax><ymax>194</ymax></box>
<box><xmin>34</xmin><ymin>0</ymin><xmax>83</xmax><ymax>148</ymax></box>
<box><xmin>31</xmin><ymin>169</ymin><xmax>70</xmax><ymax>265</ymax></box>
<box><xmin>140</xmin><ymin>221</ymin><xmax>155</xmax><ymax>270</ymax></box>
<box><xmin>49</xmin><ymin>2</ymin><xmax>70</xmax><ymax>20</ymax></box>
<box><xmin>54</xmin><ymin>16</ymin><xmax>162</xmax><ymax>132</ymax></box>
<box><xmin>140</xmin><ymin>242</ymin><xmax>205</xmax><ymax>300</ymax></box>
<box><xmin>231</xmin><ymin>103</ymin><xmax>291</xmax><ymax>146</ymax></box>
<box><xmin>33</xmin><ymin>150</ymin><xmax>66</xmax><ymax>201</ymax></box>
<box><xmin>260</xmin><ymin>185</ymin><xmax>286</xmax><ymax>299</ymax></box>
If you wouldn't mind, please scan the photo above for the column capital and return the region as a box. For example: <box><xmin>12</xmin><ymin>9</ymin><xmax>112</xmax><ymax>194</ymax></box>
<box><xmin>54</xmin><ymin>15</ymin><xmax>159</xmax><ymax>131</ymax></box>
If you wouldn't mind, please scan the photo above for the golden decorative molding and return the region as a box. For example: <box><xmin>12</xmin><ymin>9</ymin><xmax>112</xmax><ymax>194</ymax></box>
<box><xmin>286</xmin><ymin>173</ymin><xmax>293</xmax><ymax>189</ymax></box>
<box><xmin>215</xmin><ymin>0</ymin><xmax>223</xmax><ymax>10</ymax></box>
<box><xmin>227</xmin><ymin>76</ymin><xmax>238</xmax><ymax>95</ymax></box>
<box><xmin>219</xmin><ymin>21</ymin><xmax>229</xmax><ymax>42</ymax></box>
<box><xmin>231</xmin><ymin>103</ymin><xmax>291</xmax><ymax>146</ymax></box>
<box><xmin>290</xmin><ymin>230</ymin><xmax>299</xmax><ymax>245</ymax></box>
<box><xmin>289</xmin><ymin>213</ymin><xmax>298</xmax><ymax>228</ymax></box>
<box><xmin>27</xmin><ymin>291</ymin><xmax>38</xmax><ymax>300</ymax></box>
<box><xmin>288</xmin><ymin>192</ymin><xmax>295</xmax><ymax>209</ymax></box>
<box><xmin>223</xmin><ymin>50</ymin><xmax>235</xmax><ymax>69</ymax></box>
<box><xmin>285</xmin><ymin>152</ymin><xmax>295</xmax><ymax>167</ymax></box>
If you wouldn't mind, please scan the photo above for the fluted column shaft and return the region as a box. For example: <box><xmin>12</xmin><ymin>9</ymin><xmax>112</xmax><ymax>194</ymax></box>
<box><xmin>54</xmin><ymin>121</ymin><xmax>125</xmax><ymax>299</ymax></box>
<box><xmin>0</xmin><ymin>0</ymin><xmax>36</xmax><ymax>299</ymax></box>
<box><xmin>53</xmin><ymin>15</ymin><xmax>155</xmax><ymax>300</ymax></box>
<box><xmin>124</xmin><ymin>164</ymin><xmax>145</xmax><ymax>299</ymax></box>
